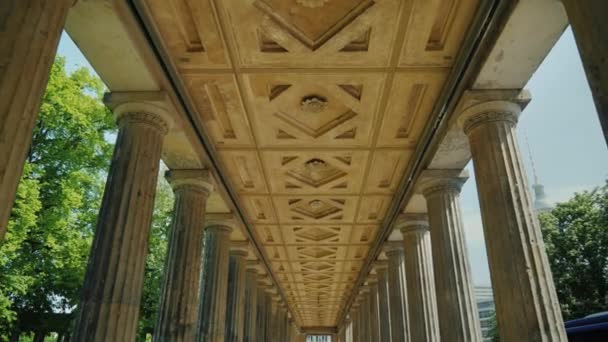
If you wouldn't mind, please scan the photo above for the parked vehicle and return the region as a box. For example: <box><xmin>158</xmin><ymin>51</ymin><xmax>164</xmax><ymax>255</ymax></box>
<box><xmin>566</xmin><ymin>312</ymin><xmax>608</xmax><ymax>341</ymax></box>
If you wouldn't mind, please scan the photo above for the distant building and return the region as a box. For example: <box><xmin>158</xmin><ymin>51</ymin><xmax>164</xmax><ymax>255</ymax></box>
<box><xmin>533</xmin><ymin>183</ymin><xmax>553</xmax><ymax>213</ymax></box>
<box><xmin>475</xmin><ymin>286</ymin><xmax>496</xmax><ymax>341</ymax></box>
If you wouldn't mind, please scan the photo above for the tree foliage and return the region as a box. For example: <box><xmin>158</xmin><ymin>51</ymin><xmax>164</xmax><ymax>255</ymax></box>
<box><xmin>0</xmin><ymin>57</ymin><xmax>114</xmax><ymax>337</ymax></box>
<box><xmin>540</xmin><ymin>182</ymin><xmax>608</xmax><ymax>320</ymax></box>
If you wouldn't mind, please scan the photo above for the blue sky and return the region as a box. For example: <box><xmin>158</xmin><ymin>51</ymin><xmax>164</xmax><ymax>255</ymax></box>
<box><xmin>58</xmin><ymin>28</ymin><xmax>608</xmax><ymax>286</ymax></box>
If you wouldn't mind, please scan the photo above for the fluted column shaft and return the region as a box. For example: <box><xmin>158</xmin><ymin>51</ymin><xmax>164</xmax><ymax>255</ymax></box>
<box><xmin>375</xmin><ymin>266</ymin><xmax>392</xmax><ymax>342</ymax></box>
<box><xmin>386</xmin><ymin>247</ymin><xmax>409</xmax><ymax>342</ymax></box>
<box><xmin>459</xmin><ymin>101</ymin><xmax>566</xmax><ymax>341</ymax></box>
<box><xmin>265</xmin><ymin>295</ymin><xmax>274</xmax><ymax>342</ymax></box>
<box><xmin>358</xmin><ymin>297</ymin><xmax>370</xmax><ymax>342</ymax></box>
<box><xmin>369</xmin><ymin>283</ymin><xmax>380</xmax><ymax>342</ymax></box>
<box><xmin>420</xmin><ymin>175</ymin><xmax>482</xmax><ymax>342</ymax></box>
<box><xmin>72</xmin><ymin>110</ymin><xmax>169</xmax><ymax>340</ymax></box>
<box><xmin>243</xmin><ymin>270</ymin><xmax>258</xmax><ymax>342</ymax></box>
<box><xmin>154</xmin><ymin>170</ymin><xmax>213</xmax><ymax>341</ymax></box>
<box><xmin>225</xmin><ymin>250</ymin><xmax>248</xmax><ymax>342</ymax></box>
<box><xmin>196</xmin><ymin>224</ymin><xmax>233</xmax><ymax>342</ymax></box>
<box><xmin>401</xmin><ymin>223</ymin><xmax>440</xmax><ymax>342</ymax></box>
<box><xmin>352</xmin><ymin>309</ymin><xmax>360</xmax><ymax>342</ymax></box>
<box><xmin>0</xmin><ymin>0</ymin><xmax>73</xmax><ymax>238</ymax></box>
<box><xmin>255</xmin><ymin>287</ymin><xmax>268</xmax><ymax>342</ymax></box>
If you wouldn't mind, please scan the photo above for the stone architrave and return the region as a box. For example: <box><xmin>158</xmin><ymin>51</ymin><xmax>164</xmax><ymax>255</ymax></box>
<box><xmin>418</xmin><ymin>171</ymin><xmax>482</xmax><ymax>342</ymax></box>
<box><xmin>154</xmin><ymin>170</ymin><xmax>213</xmax><ymax>341</ymax></box>
<box><xmin>196</xmin><ymin>223</ymin><xmax>233</xmax><ymax>342</ymax></box>
<box><xmin>385</xmin><ymin>245</ymin><xmax>409</xmax><ymax>342</ymax></box>
<box><xmin>225</xmin><ymin>250</ymin><xmax>248</xmax><ymax>342</ymax></box>
<box><xmin>458</xmin><ymin>100</ymin><xmax>567</xmax><ymax>341</ymax></box>
<box><xmin>72</xmin><ymin>99</ymin><xmax>172</xmax><ymax>340</ymax></box>
<box><xmin>375</xmin><ymin>263</ymin><xmax>392</xmax><ymax>342</ymax></box>
<box><xmin>243</xmin><ymin>268</ymin><xmax>259</xmax><ymax>342</ymax></box>
<box><xmin>0</xmin><ymin>0</ymin><xmax>73</xmax><ymax>238</ymax></box>
<box><xmin>400</xmin><ymin>218</ymin><xmax>441</xmax><ymax>342</ymax></box>
<box><xmin>561</xmin><ymin>0</ymin><xmax>608</xmax><ymax>145</ymax></box>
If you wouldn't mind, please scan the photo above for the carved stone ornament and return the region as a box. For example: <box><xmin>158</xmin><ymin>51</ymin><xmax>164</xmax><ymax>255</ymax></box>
<box><xmin>300</xmin><ymin>95</ymin><xmax>328</xmax><ymax>113</ymax></box>
<box><xmin>296</xmin><ymin>0</ymin><xmax>330</xmax><ymax>9</ymax></box>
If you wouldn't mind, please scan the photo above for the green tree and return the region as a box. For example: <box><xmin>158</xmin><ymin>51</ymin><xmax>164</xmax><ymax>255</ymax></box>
<box><xmin>540</xmin><ymin>182</ymin><xmax>608</xmax><ymax>320</ymax></box>
<box><xmin>0</xmin><ymin>56</ymin><xmax>115</xmax><ymax>337</ymax></box>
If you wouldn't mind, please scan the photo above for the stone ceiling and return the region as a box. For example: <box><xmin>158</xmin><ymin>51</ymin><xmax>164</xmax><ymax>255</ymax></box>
<box><xmin>142</xmin><ymin>0</ymin><xmax>479</xmax><ymax>328</ymax></box>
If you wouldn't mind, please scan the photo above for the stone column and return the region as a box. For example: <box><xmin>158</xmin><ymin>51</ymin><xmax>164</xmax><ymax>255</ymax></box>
<box><xmin>385</xmin><ymin>245</ymin><xmax>409</xmax><ymax>342</ymax></box>
<box><xmin>280</xmin><ymin>305</ymin><xmax>288</xmax><ymax>341</ymax></box>
<box><xmin>265</xmin><ymin>293</ymin><xmax>275</xmax><ymax>342</ymax></box>
<box><xmin>196</xmin><ymin>223</ymin><xmax>233</xmax><ymax>342</ymax></box>
<box><xmin>243</xmin><ymin>268</ymin><xmax>258</xmax><ymax>342</ymax></box>
<box><xmin>154</xmin><ymin>170</ymin><xmax>213</xmax><ymax>342</ymax></box>
<box><xmin>458</xmin><ymin>100</ymin><xmax>566</xmax><ymax>341</ymax></box>
<box><xmin>72</xmin><ymin>102</ymin><xmax>170</xmax><ymax>340</ymax></box>
<box><xmin>419</xmin><ymin>172</ymin><xmax>482</xmax><ymax>342</ymax></box>
<box><xmin>401</xmin><ymin>219</ymin><xmax>440</xmax><ymax>342</ymax></box>
<box><xmin>375</xmin><ymin>263</ymin><xmax>391</xmax><ymax>342</ymax></box>
<box><xmin>255</xmin><ymin>286</ymin><xmax>268</xmax><ymax>342</ymax></box>
<box><xmin>0</xmin><ymin>0</ymin><xmax>73</xmax><ymax>238</ymax></box>
<box><xmin>351</xmin><ymin>308</ymin><xmax>360</xmax><ymax>342</ymax></box>
<box><xmin>368</xmin><ymin>282</ymin><xmax>380</xmax><ymax>342</ymax></box>
<box><xmin>358</xmin><ymin>295</ymin><xmax>369</xmax><ymax>342</ymax></box>
<box><xmin>225</xmin><ymin>250</ymin><xmax>248</xmax><ymax>342</ymax></box>
<box><xmin>561</xmin><ymin>0</ymin><xmax>608</xmax><ymax>145</ymax></box>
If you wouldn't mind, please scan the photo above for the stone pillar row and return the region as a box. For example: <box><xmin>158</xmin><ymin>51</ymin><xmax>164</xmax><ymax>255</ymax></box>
<box><xmin>58</xmin><ymin>95</ymin><xmax>294</xmax><ymax>341</ymax></box>
<box><xmin>358</xmin><ymin>99</ymin><xmax>566</xmax><ymax>342</ymax></box>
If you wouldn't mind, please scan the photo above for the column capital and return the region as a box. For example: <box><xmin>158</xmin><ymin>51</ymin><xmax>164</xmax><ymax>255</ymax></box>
<box><xmin>229</xmin><ymin>249</ymin><xmax>248</xmax><ymax>258</ymax></box>
<box><xmin>397</xmin><ymin>213</ymin><xmax>429</xmax><ymax>235</ymax></box>
<box><xmin>205</xmin><ymin>213</ymin><xmax>237</xmax><ymax>233</ymax></box>
<box><xmin>383</xmin><ymin>241</ymin><xmax>405</xmax><ymax>257</ymax></box>
<box><xmin>373</xmin><ymin>260</ymin><xmax>389</xmax><ymax>270</ymax></box>
<box><xmin>166</xmin><ymin>169</ymin><xmax>214</xmax><ymax>195</ymax></box>
<box><xmin>205</xmin><ymin>224</ymin><xmax>233</xmax><ymax>234</ymax></box>
<box><xmin>458</xmin><ymin>100</ymin><xmax>521</xmax><ymax>134</ymax></box>
<box><xmin>104</xmin><ymin>91</ymin><xmax>175</xmax><ymax>134</ymax></box>
<box><xmin>418</xmin><ymin>169</ymin><xmax>469</xmax><ymax>198</ymax></box>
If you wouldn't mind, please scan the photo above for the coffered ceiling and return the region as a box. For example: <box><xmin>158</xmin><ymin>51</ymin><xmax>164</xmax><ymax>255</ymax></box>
<box><xmin>142</xmin><ymin>0</ymin><xmax>479</xmax><ymax>328</ymax></box>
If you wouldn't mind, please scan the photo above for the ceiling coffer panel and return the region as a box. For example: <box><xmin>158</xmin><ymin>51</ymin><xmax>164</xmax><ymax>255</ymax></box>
<box><xmin>143</xmin><ymin>0</ymin><xmax>480</xmax><ymax>327</ymax></box>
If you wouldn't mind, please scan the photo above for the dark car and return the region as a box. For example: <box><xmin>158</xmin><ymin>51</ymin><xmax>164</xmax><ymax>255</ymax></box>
<box><xmin>566</xmin><ymin>312</ymin><xmax>608</xmax><ymax>341</ymax></box>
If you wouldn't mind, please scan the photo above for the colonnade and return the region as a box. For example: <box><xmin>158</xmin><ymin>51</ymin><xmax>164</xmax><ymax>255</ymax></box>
<box><xmin>1</xmin><ymin>1</ymin><xmax>606</xmax><ymax>342</ymax></box>
<box><xmin>337</xmin><ymin>99</ymin><xmax>568</xmax><ymax>342</ymax></box>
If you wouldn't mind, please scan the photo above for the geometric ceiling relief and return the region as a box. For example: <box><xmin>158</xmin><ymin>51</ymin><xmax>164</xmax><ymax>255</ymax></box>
<box><xmin>262</xmin><ymin>151</ymin><xmax>368</xmax><ymax>194</ymax></box>
<box><xmin>243</xmin><ymin>73</ymin><xmax>385</xmax><ymax>147</ymax></box>
<box><xmin>283</xmin><ymin>225</ymin><xmax>352</xmax><ymax>245</ymax></box>
<box><xmin>145</xmin><ymin>0</ymin><xmax>230</xmax><ymax>69</ymax></box>
<box><xmin>144</xmin><ymin>0</ymin><xmax>481</xmax><ymax>328</ymax></box>
<box><xmin>364</xmin><ymin>149</ymin><xmax>412</xmax><ymax>193</ymax></box>
<box><xmin>356</xmin><ymin>196</ymin><xmax>391</xmax><ymax>223</ymax></box>
<box><xmin>275</xmin><ymin>196</ymin><xmax>358</xmax><ymax>223</ymax></box>
<box><xmin>219</xmin><ymin>151</ymin><xmax>268</xmax><ymax>193</ymax></box>
<box><xmin>184</xmin><ymin>75</ymin><xmax>254</xmax><ymax>148</ymax></box>
<box><xmin>219</xmin><ymin>0</ymin><xmax>402</xmax><ymax>67</ymax></box>
<box><xmin>254</xmin><ymin>0</ymin><xmax>375</xmax><ymax>51</ymax></box>
<box><xmin>296</xmin><ymin>246</ymin><xmax>338</xmax><ymax>260</ymax></box>
<box><xmin>377</xmin><ymin>70</ymin><xmax>448</xmax><ymax>147</ymax></box>
<box><xmin>293</xmin><ymin>226</ymin><xmax>341</xmax><ymax>244</ymax></box>
<box><xmin>399</xmin><ymin>0</ymin><xmax>480</xmax><ymax>67</ymax></box>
